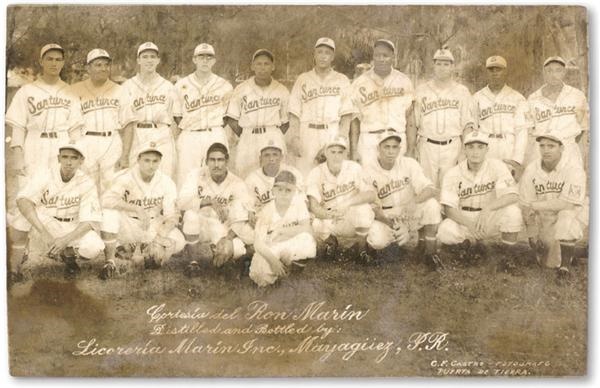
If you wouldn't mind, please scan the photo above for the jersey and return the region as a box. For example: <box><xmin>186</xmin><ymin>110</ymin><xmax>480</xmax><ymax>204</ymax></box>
<box><xmin>524</xmin><ymin>84</ymin><xmax>589</xmax><ymax>141</ymax></box>
<box><xmin>441</xmin><ymin>158</ymin><xmax>518</xmax><ymax>210</ymax></box>
<box><xmin>173</xmin><ymin>73</ymin><xmax>233</xmax><ymax>130</ymax></box>
<box><xmin>102</xmin><ymin>167</ymin><xmax>177</xmax><ymax>219</ymax></box>
<box><xmin>474</xmin><ymin>84</ymin><xmax>528</xmax><ymax>163</ymax></box>
<box><xmin>349</xmin><ymin>68</ymin><xmax>414</xmax><ymax>133</ymax></box>
<box><xmin>121</xmin><ymin>74</ymin><xmax>178</xmax><ymax>126</ymax></box>
<box><xmin>306</xmin><ymin>160</ymin><xmax>371</xmax><ymax>209</ymax></box>
<box><xmin>226</xmin><ymin>77</ymin><xmax>289</xmax><ymax>129</ymax></box>
<box><xmin>16</xmin><ymin>166</ymin><xmax>101</xmax><ymax>223</ymax></box>
<box><xmin>255</xmin><ymin>193</ymin><xmax>310</xmax><ymax>241</ymax></box>
<box><xmin>519</xmin><ymin>156</ymin><xmax>585</xmax><ymax>206</ymax></box>
<box><xmin>244</xmin><ymin>164</ymin><xmax>305</xmax><ymax>211</ymax></box>
<box><xmin>288</xmin><ymin>69</ymin><xmax>353</xmax><ymax>124</ymax></box>
<box><xmin>415</xmin><ymin>80</ymin><xmax>475</xmax><ymax>140</ymax></box>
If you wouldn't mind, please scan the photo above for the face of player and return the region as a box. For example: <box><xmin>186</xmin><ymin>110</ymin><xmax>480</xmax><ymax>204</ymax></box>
<box><xmin>251</xmin><ymin>55</ymin><xmax>274</xmax><ymax>83</ymax></box>
<box><xmin>40</xmin><ymin>50</ymin><xmax>65</xmax><ymax>77</ymax></box>
<box><xmin>138</xmin><ymin>152</ymin><xmax>162</xmax><ymax>179</ymax></box>
<box><xmin>314</xmin><ymin>46</ymin><xmax>335</xmax><ymax>70</ymax></box>
<box><xmin>273</xmin><ymin>183</ymin><xmax>296</xmax><ymax>207</ymax></box>
<box><xmin>137</xmin><ymin>50</ymin><xmax>160</xmax><ymax>74</ymax></box>
<box><xmin>260</xmin><ymin>148</ymin><xmax>283</xmax><ymax>175</ymax></box>
<box><xmin>543</xmin><ymin>63</ymin><xmax>566</xmax><ymax>87</ymax></box>
<box><xmin>464</xmin><ymin>142</ymin><xmax>488</xmax><ymax>165</ymax></box>
<box><xmin>193</xmin><ymin>54</ymin><xmax>215</xmax><ymax>73</ymax></box>
<box><xmin>57</xmin><ymin>149</ymin><xmax>83</xmax><ymax>180</ymax></box>
<box><xmin>88</xmin><ymin>58</ymin><xmax>111</xmax><ymax>84</ymax></box>
<box><xmin>486</xmin><ymin>66</ymin><xmax>506</xmax><ymax>89</ymax></box>
<box><xmin>433</xmin><ymin>59</ymin><xmax>453</xmax><ymax>81</ymax></box>
<box><xmin>538</xmin><ymin>139</ymin><xmax>563</xmax><ymax>165</ymax></box>
<box><xmin>372</xmin><ymin>45</ymin><xmax>394</xmax><ymax>76</ymax></box>
<box><xmin>207</xmin><ymin>151</ymin><xmax>229</xmax><ymax>181</ymax></box>
<box><xmin>377</xmin><ymin>138</ymin><xmax>401</xmax><ymax>167</ymax></box>
<box><xmin>325</xmin><ymin>146</ymin><xmax>346</xmax><ymax>170</ymax></box>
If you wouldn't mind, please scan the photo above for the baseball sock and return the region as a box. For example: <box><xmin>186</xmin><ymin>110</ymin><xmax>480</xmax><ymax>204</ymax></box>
<box><xmin>559</xmin><ymin>242</ymin><xmax>576</xmax><ymax>268</ymax></box>
<box><xmin>424</xmin><ymin>237</ymin><xmax>437</xmax><ymax>254</ymax></box>
<box><xmin>9</xmin><ymin>244</ymin><xmax>26</xmax><ymax>273</ymax></box>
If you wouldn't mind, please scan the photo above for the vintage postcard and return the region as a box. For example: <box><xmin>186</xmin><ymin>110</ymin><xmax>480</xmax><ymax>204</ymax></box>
<box><xmin>3</xmin><ymin>4</ymin><xmax>589</xmax><ymax>377</ymax></box>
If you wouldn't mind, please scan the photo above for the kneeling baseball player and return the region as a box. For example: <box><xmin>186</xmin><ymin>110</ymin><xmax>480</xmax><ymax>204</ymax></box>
<box><xmin>364</xmin><ymin>129</ymin><xmax>443</xmax><ymax>270</ymax></box>
<box><xmin>250</xmin><ymin>170</ymin><xmax>316</xmax><ymax>287</ymax></box>
<box><xmin>8</xmin><ymin>141</ymin><xmax>104</xmax><ymax>280</ymax></box>
<box><xmin>437</xmin><ymin>131</ymin><xmax>523</xmax><ymax>262</ymax></box>
<box><xmin>100</xmin><ymin>142</ymin><xmax>185</xmax><ymax>279</ymax></box>
<box><xmin>519</xmin><ymin>132</ymin><xmax>588</xmax><ymax>278</ymax></box>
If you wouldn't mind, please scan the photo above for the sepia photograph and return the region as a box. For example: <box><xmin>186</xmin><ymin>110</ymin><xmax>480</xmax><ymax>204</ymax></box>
<box><xmin>2</xmin><ymin>3</ymin><xmax>591</xmax><ymax>378</ymax></box>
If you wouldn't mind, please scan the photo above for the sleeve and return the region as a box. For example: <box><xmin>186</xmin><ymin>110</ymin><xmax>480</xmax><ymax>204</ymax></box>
<box><xmin>244</xmin><ymin>176</ymin><xmax>260</xmax><ymax>210</ymax></box>
<box><xmin>511</xmin><ymin>97</ymin><xmax>529</xmax><ymax>164</ymax></box>
<box><xmin>287</xmin><ymin>77</ymin><xmax>303</xmax><ymax>118</ymax></box>
<box><xmin>117</xmin><ymin>87</ymin><xmax>136</xmax><ymax>128</ymax></box>
<box><xmin>576</xmin><ymin>91</ymin><xmax>589</xmax><ymax>132</ymax></box>
<box><xmin>254</xmin><ymin>209</ymin><xmax>270</xmax><ymax>240</ymax></box>
<box><xmin>493</xmin><ymin>160</ymin><xmax>519</xmax><ymax>197</ymax></box>
<box><xmin>5</xmin><ymin>86</ymin><xmax>29</xmax><ymax>131</ymax></box>
<box><xmin>305</xmin><ymin>168</ymin><xmax>322</xmax><ymax>202</ymax></box>
<box><xmin>78</xmin><ymin>178</ymin><xmax>102</xmax><ymax>223</ymax></box>
<box><xmin>356</xmin><ymin>164</ymin><xmax>373</xmax><ymax>193</ymax></box>
<box><xmin>279</xmin><ymin>86</ymin><xmax>290</xmax><ymax>124</ymax></box>
<box><xmin>162</xmin><ymin>179</ymin><xmax>178</xmax><ymax>217</ymax></box>
<box><xmin>439</xmin><ymin>170</ymin><xmax>459</xmax><ymax>208</ymax></box>
<box><xmin>348</xmin><ymin>82</ymin><xmax>362</xmax><ymax>119</ymax></box>
<box><xmin>172</xmin><ymin>81</ymin><xmax>184</xmax><ymax>118</ymax></box>
<box><xmin>65</xmin><ymin>90</ymin><xmax>84</xmax><ymax>133</ymax></box>
<box><xmin>339</xmin><ymin>77</ymin><xmax>354</xmax><ymax>116</ymax></box>
<box><xmin>292</xmin><ymin>167</ymin><xmax>306</xmax><ymax>194</ymax></box>
<box><xmin>413</xmin><ymin>87</ymin><xmax>423</xmax><ymax>129</ymax></box>
<box><xmin>101</xmin><ymin>172</ymin><xmax>128</xmax><ymax>209</ymax></box>
<box><xmin>516</xmin><ymin>97</ymin><xmax>535</xmax><ymax>131</ymax></box>
<box><xmin>16</xmin><ymin>170</ymin><xmax>49</xmax><ymax>203</ymax></box>
<box><xmin>225</xmin><ymin>85</ymin><xmax>242</xmax><ymax>120</ymax></box>
<box><xmin>518</xmin><ymin>166</ymin><xmax>537</xmax><ymax>203</ymax></box>
<box><xmin>559</xmin><ymin>166</ymin><xmax>586</xmax><ymax>205</ymax></box>
<box><xmin>293</xmin><ymin>194</ymin><xmax>311</xmax><ymax>221</ymax></box>
<box><xmin>221</xmin><ymin>82</ymin><xmax>234</xmax><ymax>113</ymax></box>
<box><xmin>166</xmin><ymin>83</ymin><xmax>179</xmax><ymax>122</ymax></box>
<box><xmin>459</xmin><ymin>87</ymin><xmax>476</xmax><ymax>130</ymax></box>
<box><xmin>234</xmin><ymin>179</ymin><xmax>253</xmax><ymax>210</ymax></box>
<box><xmin>408</xmin><ymin>158</ymin><xmax>434</xmax><ymax>195</ymax></box>
<box><xmin>177</xmin><ymin>170</ymin><xmax>200</xmax><ymax>211</ymax></box>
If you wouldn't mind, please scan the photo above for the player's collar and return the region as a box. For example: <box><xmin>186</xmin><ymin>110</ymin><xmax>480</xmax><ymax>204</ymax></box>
<box><xmin>484</xmin><ymin>84</ymin><xmax>507</xmax><ymax>98</ymax></box>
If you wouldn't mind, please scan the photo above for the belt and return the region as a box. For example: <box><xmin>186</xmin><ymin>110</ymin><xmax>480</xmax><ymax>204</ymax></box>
<box><xmin>488</xmin><ymin>134</ymin><xmax>504</xmax><ymax>139</ymax></box>
<box><xmin>136</xmin><ymin>123</ymin><xmax>157</xmax><ymax>128</ymax></box>
<box><xmin>86</xmin><ymin>131</ymin><xmax>112</xmax><ymax>137</ymax></box>
<box><xmin>368</xmin><ymin>129</ymin><xmax>387</xmax><ymax>134</ymax></box>
<box><xmin>427</xmin><ymin>138</ymin><xmax>453</xmax><ymax>145</ymax></box>
<box><xmin>54</xmin><ymin>216</ymin><xmax>75</xmax><ymax>222</ymax></box>
<box><xmin>251</xmin><ymin>127</ymin><xmax>266</xmax><ymax>134</ymax></box>
<box><xmin>189</xmin><ymin>128</ymin><xmax>212</xmax><ymax>132</ymax></box>
<box><xmin>461</xmin><ymin>206</ymin><xmax>482</xmax><ymax>212</ymax></box>
<box><xmin>40</xmin><ymin>132</ymin><xmax>58</xmax><ymax>138</ymax></box>
<box><xmin>382</xmin><ymin>206</ymin><xmax>394</xmax><ymax>210</ymax></box>
<box><xmin>308</xmin><ymin>123</ymin><xmax>328</xmax><ymax>130</ymax></box>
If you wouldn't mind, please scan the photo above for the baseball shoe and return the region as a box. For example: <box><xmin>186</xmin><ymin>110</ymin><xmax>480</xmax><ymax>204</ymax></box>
<box><xmin>144</xmin><ymin>255</ymin><xmax>161</xmax><ymax>270</ymax></box>
<box><xmin>556</xmin><ymin>266</ymin><xmax>571</xmax><ymax>282</ymax></box>
<box><xmin>469</xmin><ymin>241</ymin><xmax>487</xmax><ymax>264</ymax></box>
<box><xmin>457</xmin><ymin>239</ymin><xmax>472</xmax><ymax>261</ymax></box>
<box><xmin>320</xmin><ymin>235</ymin><xmax>339</xmax><ymax>261</ymax></box>
<box><xmin>184</xmin><ymin>260</ymin><xmax>202</xmax><ymax>278</ymax></box>
<box><xmin>239</xmin><ymin>255</ymin><xmax>252</xmax><ymax>278</ymax></box>
<box><xmin>116</xmin><ymin>244</ymin><xmax>136</xmax><ymax>261</ymax></box>
<box><xmin>425</xmin><ymin>253</ymin><xmax>445</xmax><ymax>272</ymax></box>
<box><xmin>98</xmin><ymin>260</ymin><xmax>117</xmax><ymax>280</ymax></box>
<box><xmin>8</xmin><ymin>271</ymin><xmax>25</xmax><ymax>285</ymax></box>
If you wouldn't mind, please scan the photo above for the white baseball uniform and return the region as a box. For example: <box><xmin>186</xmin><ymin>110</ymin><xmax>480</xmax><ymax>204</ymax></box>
<box><xmin>6</xmin><ymin>79</ymin><xmax>84</xmax><ymax>180</ymax></box>
<box><xmin>70</xmin><ymin>79</ymin><xmax>135</xmax><ymax>192</ymax></box>
<box><xmin>173</xmin><ymin>73</ymin><xmax>233</xmax><ymax>188</ymax></box>
<box><xmin>244</xmin><ymin>164</ymin><xmax>305</xmax><ymax>212</ymax></box>
<box><xmin>10</xmin><ymin>166</ymin><xmax>104</xmax><ymax>263</ymax></box>
<box><xmin>350</xmin><ymin>68</ymin><xmax>415</xmax><ymax>166</ymax></box>
<box><xmin>306</xmin><ymin>160</ymin><xmax>374</xmax><ymax>242</ymax></box>
<box><xmin>437</xmin><ymin>158</ymin><xmax>522</xmax><ymax>244</ymax></box>
<box><xmin>121</xmin><ymin>74</ymin><xmax>178</xmax><ymax>178</ymax></box>
<box><xmin>101</xmin><ymin>167</ymin><xmax>185</xmax><ymax>257</ymax></box>
<box><xmin>523</xmin><ymin>84</ymin><xmax>589</xmax><ymax>167</ymax></box>
<box><xmin>414</xmin><ymin>80</ymin><xmax>476</xmax><ymax>187</ymax></box>
<box><xmin>288</xmin><ymin>69</ymin><xmax>353</xmax><ymax>175</ymax></box>
<box><xmin>226</xmin><ymin>77</ymin><xmax>289</xmax><ymax>178</ymax></box>
<box><xmin>474</xmin><ymin>85</ymin><xmax>528</xmax><ymax>164</ymax></box>
<box><xmin>250</xmin><ymin>193</ymin><xmax>316</xmax><ymax>287</ymax></box>
<box><xmin>364</xmin><ymin>157</ymin><xmax>442</xmax><ymax>250</ymax></box>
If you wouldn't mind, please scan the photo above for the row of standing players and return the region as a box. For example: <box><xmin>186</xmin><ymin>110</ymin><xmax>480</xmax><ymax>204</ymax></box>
<box><xmin>5</xmin><ymin>38</ymin><xmax>589</xmax><ymax>286</ymax></box>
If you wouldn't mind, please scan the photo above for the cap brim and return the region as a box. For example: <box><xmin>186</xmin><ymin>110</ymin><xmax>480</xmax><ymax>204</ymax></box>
<box><xmin>535</xmin><ymin>135</ymin><xmax>562</xmax><ymax>144</ymax></box>
<box><xmin>464</xmin><ymin>140</ymin><xmax>488</xmax><ymax>146</ymax></box>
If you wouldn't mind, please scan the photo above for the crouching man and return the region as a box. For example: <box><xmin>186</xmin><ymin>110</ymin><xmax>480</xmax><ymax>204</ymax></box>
<box><xmin>8</xmin><ymin>141</ymin><xmax>104</xmax><ymax>280</ymax></box>
<box><xmin>100</xmin><ymin>142</ymin><xmax>185</xmax><ymax>279</ymax></box>
<box><xmin>519</xmin><ymin>132</ymin><xmax>588</xmax><ymax>278</ymax></box>
<box><xmin>250</xmin><ymin>170</ymin><xmax>316</xmax><ymax>286</ymax></box>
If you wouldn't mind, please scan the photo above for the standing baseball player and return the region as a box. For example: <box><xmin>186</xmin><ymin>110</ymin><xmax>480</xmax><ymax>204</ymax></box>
<box><xmin>522</xmin><ymin>56</ymin><xmax>589</xmax><ymax>168</ymax></box>
<box><xmin>120</xmin><ymin>42</ymin><xmax>178</xmax><ymax>179</ymax></box>
<box><xmin>288</xmin><ymin>37</ymin><xmax>353</xmax><ymax>177</ymax></box>
<box><xmin>414</xmin><ymin>48</ymin><xmax>476</xmax><ymax>189</ymax></box>
<box><xmin>7</xmin><ymin>141</ymin><xmax>104</xmax><ymax>280</ymax></box>
<box><xmin>349</xmin><ymin>39</ymin><xmax>416</xmax><ymax>167</ymax></box>
<box><xmin>473</xmin><ymin>56</ymin><xmax>528</xmax><ymax>180</ymax></box>
<box><xmin>70</xmin><ymin>48</ymin><xmax>135</xmax><ymax>193</ymax></box>
<box><xmin>437</xmin><ymin>131</ymin><xmax>523</xmax><ymax>261</ymax></box>
<box><xmin>519</xmin><ymin>132</ymin><xmax>588</xmax><ymax>278</ymax></box>
<box><xmin>306</xmin><ymin>135</ymin><xmax>376</xmax><ymax>262</ymax></box>
<box><xmin>6</xmin><ymin>43</ymin><xmax>83</xmax><ymax>183</ymax></box>
<box><xmin>173</xmin><ymin>43</ymin><xmax>233</xmax><ymax>188</ymax></box>
<box><xmin>364</xmin><ymin>129</ymin><xmax>443</xmax><ymax>269</ymax></box>
<box><xmin>178</xmin><ymin>142</ymin><xmax>254</xmax><ymax>273</ymax></box>
<box><xmin>100</xmin><ymin>141</ymin><xmax>185</xmax><ymax>278</ymax></box>
<box><xmin>250</xmin><ymin>170</ymin><xmax>316</xmax><ymax>287</ymax></box>
<box><xmin>225</xmin><ymin>49</ymin><xmax>290</xmax><ymax>178</ymax></box>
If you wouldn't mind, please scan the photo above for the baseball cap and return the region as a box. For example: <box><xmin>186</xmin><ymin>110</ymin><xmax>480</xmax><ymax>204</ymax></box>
<box><xmin>260</xmin><ymin>136</ymin><xmax>285</xmax><ymax>153</ymax></box>
<box><xmin>536</xmin><ymin>132</ymin><xmax>563</xmax><ymax>145</ymax></box>
<box><xmin>137</xmin><ymin>42</ymin><xmax>159</xmax><ymax>57</ymax></box>
<box><xmin>486</xmin><ymin>55</ymin><xmax>507</xmax><ymax>69</ymax></box>
<box><xmin>377</xmin><ymin>129</ymin><xmax>402</xmax><ymax>145</ymax></box>
<box><xmin>86</xmin><ymin>48</ymin><xmax>111</xmax><ymax>64</ymax></box>
<box><xmin>433</xmin><ymin>48</ymin><xmax>455</xmax><ymax>63</ymax></box>
<box><xmin>315</xmin><ymin>37</ymin><xmax>335</xmax><ymax>51</ymax></box>
<box><xmin>374</xmin><ymin>39</ymin><xmax>396</xmax><ymax>53</ymax></box>
<box><xmin>194</xmin><ymin>43</ymin><xmax>215</xmax><ymax>56</ymax></box>
<box><xmin>274</xmin><ymin>170</ymin><xmax>297</xmax><ymax>187</ymax></box>
<box><xmin>40</xmin><ymin>43</ymin><xmax>64</xmax><ymax>59</ymax></box>
<box><xmin>543</xmin><ymin>56</ymin><xmax>566</xmax><ymax>67</ymax></box>
<box><xmin>326</xmin><ymin>135</ymin><xmax>348</xmax><ymax>150</ymax></box>
<box><xmin>137</xmin><ymin>141</ymin><xmax>163</xmax><ymax>157</ymax></box>
<box><xmin>59</xmin><ymin>140</ymin><xmax>85</xmax><ymax>158</ymax></box>
<box><xmin>463</xmin><ymin>131</ymin><xmax>489</xmax><ymax>146</ymax></box>
<box><xmin>252</xmin><ymin>49</ymin><xmax>274</xmax><ymax>62</ymax></box>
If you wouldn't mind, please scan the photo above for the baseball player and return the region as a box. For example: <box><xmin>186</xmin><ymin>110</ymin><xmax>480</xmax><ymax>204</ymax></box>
<box><xmin>437</xmin><ymin>131</ymin><xmax>523</xmax><ymax>260</ymax></box>
<box><xmin>519</xmin><ymin>132</ymin><xmax>588</xmax><ymax>277</ymax></box>
<box><xmin>173</xmin><ymin>43</ymin><xmax>234</xmax><ymax>188</ymax></box>
<box><xmin>364</xmin><ymin>129</ymin><xmax>443</xmax><ymax>269</ymax></box>
<box><xmin>178</xmin><ymin>142</ymin><xmax>254</xmax><ymax>273</ymax></box>
<box><xmin>225</xmin><ymin>49</ymin><xmax>290</xmax><ymax>178</ymax></box>
<box><xmin>349</xmin><ymin>39</ymin><xmax>416</xmax><ymax>167</ymax></box>
<box><xmin>306</xmin><ymin>135</ymin><xmax>376</xmax><ymax>262</ymax></box>
<box><xmin>120</xmin><ymin>42</ymin><xmax>179</xmax><ymax>179</ymax></box>
<box><xmin>250</xmin><ymin>170</ymin><xmax>316</xmax><ymax>287</ymax></box>
<box><xmin>7</xmin><ymin>141</ymin><xmax>104</xmax><ymax>280</ymax></box>
<box><xmin>6</xmin><ymin>43</ymin><xmax>83</xmax><ymax>183</ymax></box>
<box><xmin>473</xmin><ymin>56</ymin><xmax>528</xmax><ymax>180</ymax></box>
<box><xmin>414</xmin><ymin>48</ymin><xmax>476</xmax><ymax>189</ymax></box>
<box><xmin>70</xmin><ymin>48</ymin><xmax>135</xmax><ymax>193</ymax></box>
<box><xmin>288</xmin><ymin>37</ymin><xmax>354</xmax><ymax>176</ymax></box>
<box><xmin>100</xmin><ymin>141</ymin><xmax>185</xmax><ymax>278</ymax></box>
<box><xmin>522</xmin><ymin>56</ymin><xmax>589</xmax><ymax>168</ymax></box>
